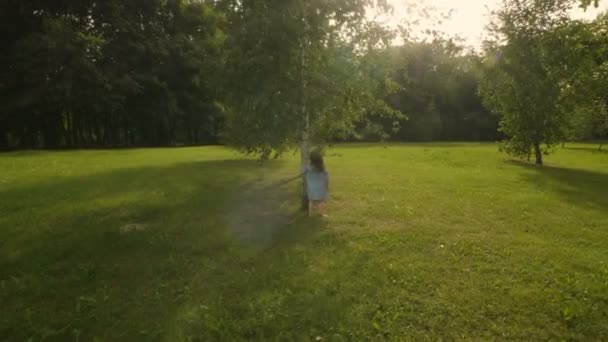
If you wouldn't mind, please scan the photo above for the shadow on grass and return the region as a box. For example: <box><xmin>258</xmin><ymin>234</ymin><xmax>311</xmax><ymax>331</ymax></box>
<box><xmin>563</xmin><ymin>145</ymin><xmax>607</xmax><ymax>154</ymax></box>
<box><xmin>510</xmin><ymin>160</ymin><xmax>608</xmax><ymax>213</ymax></box>
<box><xmin>168</xmin><ymin>214</ymin><xmax>363</xmax><ymax>341</ymax></box>
<box><xmin>334</xmin><ymin>142</ymin><xmax>491</xmax><ymax>149</ymax></box>
<box><xmin>0</xmin><ymin>157</ymin><xmax>335</xmax><ymax>340</ymax></box>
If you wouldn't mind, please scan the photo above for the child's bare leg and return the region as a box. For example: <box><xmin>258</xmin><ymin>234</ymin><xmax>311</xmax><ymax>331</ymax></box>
<box><xmin>308</xmin><ymin>201</ymin><xmax>326</xmax><ymax>217</ymax></box>
<box><xmin>319</xmin><ymin>201</ymin><xmax>328</xmax><ymax>217</ymax></box>
<box><xmin>309</xmin><ymin>201</ymin><xmax>319</xmax><ymax>217</ymax></box>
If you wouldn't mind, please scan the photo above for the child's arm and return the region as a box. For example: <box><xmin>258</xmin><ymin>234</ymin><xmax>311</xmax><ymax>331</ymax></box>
<box><xmin>278</xmin><ymin>169</ymin><xmax>306</xmax><ymax>186</ymax></box>
<box><xmin>278</xmin><ymin>174</ymin><xmax>299</xmax><ymax>185</ymax></box>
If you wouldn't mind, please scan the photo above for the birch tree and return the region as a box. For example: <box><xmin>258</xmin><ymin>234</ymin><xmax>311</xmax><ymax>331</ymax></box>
<box><xmin>223</xmin><ymin>0</ymin><xmax>402</xmax><ymax>207</ymax></box>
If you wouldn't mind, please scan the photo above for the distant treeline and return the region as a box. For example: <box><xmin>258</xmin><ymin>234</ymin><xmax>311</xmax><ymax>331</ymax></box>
<box><xmin>364</xmin><ymin>42</ymin><xmax>500</xmax><ymax>143</ymax></box>
<box><xmin>0</xmin><ymin>0</ymin><xmax>498</xmax><ymax>150</ymax></box>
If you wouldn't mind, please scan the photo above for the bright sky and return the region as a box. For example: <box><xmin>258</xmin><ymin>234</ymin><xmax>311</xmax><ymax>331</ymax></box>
<box><xmin>382</xmin><ymin>0</ymin><xmax>608</xmax><ymax>48</ymax></box>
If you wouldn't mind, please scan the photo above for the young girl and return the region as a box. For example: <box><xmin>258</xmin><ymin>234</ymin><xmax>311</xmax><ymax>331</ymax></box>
<box><xmin>304</xmin><ymin>150</ymin><xmax>329</xmax><ymax>216</ymax></box>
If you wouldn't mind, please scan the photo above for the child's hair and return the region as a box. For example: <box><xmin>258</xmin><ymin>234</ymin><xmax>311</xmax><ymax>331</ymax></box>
<box><xmin>310</xmin><ymin>150</ymin><xmax>325</xmax><ymax>172</ymax></box>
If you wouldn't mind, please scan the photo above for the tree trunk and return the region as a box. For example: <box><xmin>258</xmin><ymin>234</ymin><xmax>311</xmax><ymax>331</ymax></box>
<box><xmin>599</xmin><ymin>143</ymin><xmax>604</xmax><ymax>151</ymax></box>
<box><xmin>534</xmin><ymin>142</ymin><xmax>543</xmax><ymax>166</ymax></box>
<box><xmin>0</xmin><ymin>128</ymin><xmax>8</xmax><ymax>150</ymax></box>
<box><xmin>69</xmin><ymin>113</ymin><xmax>76</xmax><ymax>148</ymax></box>
<box><xmin>299</xmin><ymin>2</ymin><xmax>310</xmax><ymax>211</ymax></box>
<box><xmin>95</xmin><ymin>123</ymin><xmax>102</xmax><ymax>146</ymax></box>
<box><xmin>300</xmin><ymin>136</ymin><xmax>310</xmax><ymax>211</ymax></box>
<box><xmin>299</xmin><ymin>77</ymin><xmax>310</xmax><ymax>211</ymax></box>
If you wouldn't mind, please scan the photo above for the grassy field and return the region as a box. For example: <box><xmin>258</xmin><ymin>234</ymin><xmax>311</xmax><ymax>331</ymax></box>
<box><xmin>1</xmin><ymin>143</ymin><xmax>608</xmax><ymax>341</ymax></box>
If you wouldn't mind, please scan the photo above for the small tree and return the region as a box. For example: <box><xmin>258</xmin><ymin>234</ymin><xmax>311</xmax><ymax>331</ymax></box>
<box><xmin>480</xmin><ymin>0</ymin><xmax>599</xmax><ymax>165</ymax></box>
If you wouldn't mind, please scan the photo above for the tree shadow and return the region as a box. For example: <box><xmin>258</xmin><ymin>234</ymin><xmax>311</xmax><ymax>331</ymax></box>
<box><xmin>333</xmin><ymin>142</ymin><xmax>490</xmax><ymax>149</ymax></box>
<box><xmin>224</xmin><ymin>178</ymin><xmax>303</xmax><ymax>248</ymax></box>
<box><xmin>1</xmin><ymin>157</ymin><xmax>327</xmax><ymax>340</ymax></box>
<box><xmin>168</xmin><ymin>213</ymin><xmax>366</xmax><ymax>340</ymax></box>
<box><xmin>509</xmin><ymin>160</ymin><xmax>608</xmax><ymax>213</ymax></box>
<box><xmin>563</xmin><ymin>146</ymin><xmax>607</xmax><ymax>154</ymax></box>
<box><xmin>0</xmin><ymin>150</ymin><xmax>49</xmax><ymax>157</ymax></box>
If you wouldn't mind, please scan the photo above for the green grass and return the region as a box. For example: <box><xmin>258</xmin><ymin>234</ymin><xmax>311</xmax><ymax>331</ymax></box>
<box><xmin>1</xmin><ymin>143</ymin><xmax>608</xmax><ymax>341</ymax></box>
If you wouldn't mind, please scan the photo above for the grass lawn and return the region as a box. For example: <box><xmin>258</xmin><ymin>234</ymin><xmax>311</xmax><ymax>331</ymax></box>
<box><xmin>1</xmin><ymin>143</ymin><xmax>608</xmax><ymax>340</ymax></box>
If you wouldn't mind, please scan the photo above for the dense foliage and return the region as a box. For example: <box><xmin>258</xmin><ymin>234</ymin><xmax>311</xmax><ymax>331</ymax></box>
<box><xmin>1</xmin><ymin>0</ymin><xmax>225</xmax><ymax>149</ymax></box>
<box><xmin>564</xmin><ymin>12</ymin><xmax>608</xmax><ymax>149</ymax></box>
<box><xmin>0</xmin><ymin>0</ymin><xmax>494</xmax><ymax>150</ymax></box>
<box><xmin>0</xmin><ymin>0</ymin><xmax>605</xmax><ymax>153</ymax></box>
<box><xmin>381</xmin><ymin>41</ymin><xmax>499</xmax><ymax>142</ymax></box>
<box><xmin>480</xmin><ymin>0</ymin><xmax>606</xmax><ymax>164</ymax></box>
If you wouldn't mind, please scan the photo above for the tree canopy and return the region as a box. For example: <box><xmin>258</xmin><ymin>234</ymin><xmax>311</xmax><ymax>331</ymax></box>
<box><xmin>1</xmin><ymin>0</ymin><xmax>226</xmax><ymax>149</ymax></box>
<box><xmin>480</xmin><ymin>0</ymin><xmax>606</xmax><ymax>164</ymax></box>
<box><xmin>1</xmin><ymin>0</ymin><xmax>606</xmax><ymax>158</ymax></box>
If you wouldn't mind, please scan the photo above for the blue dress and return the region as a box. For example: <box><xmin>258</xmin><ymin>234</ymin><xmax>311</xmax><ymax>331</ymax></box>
<box><xmin>305</xmin><ymin>167</ymin><xmax>329</xmax><ymax>201</ymax></box>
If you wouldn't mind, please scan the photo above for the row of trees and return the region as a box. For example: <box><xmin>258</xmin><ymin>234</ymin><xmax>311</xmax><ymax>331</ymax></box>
<box><xmin>1</xmin><ymin>0</ymin><xmax>500</xmax><ymax>151</ymax></box>
<box><xmin>1</xmin><ymin>0</ymin><xmax>606</xmax><ymax>167</ymax></box>
<box><xmin>381</xmin><ymin>42</ymin><xmax>500</xmax><ymax>142</ymax></box>
<box><xmin>1</xmin><ymin>0</ymin><xmax>226</xmax><ymax>148</ymax></box>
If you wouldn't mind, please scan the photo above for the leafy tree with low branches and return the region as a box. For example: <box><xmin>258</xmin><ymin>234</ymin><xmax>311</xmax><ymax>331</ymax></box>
<box><xmin>222</xmin><ymin>0</ymin><xmax>404</xmax><ymax>207</ymax></box>
<box><xmin>481</xmin><ymin>0</ymin><xmax>602</xmax><ymax>165</ymax></box>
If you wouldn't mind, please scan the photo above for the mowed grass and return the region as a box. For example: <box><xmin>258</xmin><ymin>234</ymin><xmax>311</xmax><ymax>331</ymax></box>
<box><xmin>1</xmin><ymin>143</ymin><xmax>608</xmax><ymax>341</ymax></box>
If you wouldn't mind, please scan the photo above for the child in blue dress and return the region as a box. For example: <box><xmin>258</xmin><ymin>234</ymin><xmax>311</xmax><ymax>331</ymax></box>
<box><xmin>304</xmin><ymin>150</ymin><xmax>329</xmax><ymax>216</ymax></box>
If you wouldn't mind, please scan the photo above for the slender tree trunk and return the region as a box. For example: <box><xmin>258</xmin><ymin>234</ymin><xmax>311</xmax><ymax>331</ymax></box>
<box><xmin>124</xmin><ymin>124</ymin><xmax>130</xmax><ymax>147</ymax></box>
<box><xmin>299</xmin><ymin>71</ymin><xmax>310</xmax><ymax>211</ymax></box>
<box><xmin>300</xmin><ymin>133</ymin><xmax>310</xmax><ymax>211</ymax></box>
<box><xmin>96</xmin><ymin>123</ymin><xmax>102</xmax><ymax>146</ymax></box>
<box><xmin>0</xmin><ymin>128</ymin><xmax>7</xmax><ymax>150</ymax></box>
<box><xmin>69</xmin><ymin>113</ymin><xmax>76</xmax><ymax>148</ymax></box>
<box><xmin>76</xmin><ymin>119</ymin><xmax>83</xmax><ymax>147</ymax></box>
<box><xmin>599</xmin><ymin>143</ymin><xmax>604</xmax><ymax>151</ymax></box>
<box><xmin>534</xmin><ymin>142</ymin><xmax>543</xmax><ymax>166</ymax></box>
<box><xmin>62</xmin><ymin>112</ymin><xmax>69</xmax><ymax>147</ymax></box>
<box><xmin>66</xmin><ymin>85</ymin><xmax>77</xmax><ymax>148</ymax></box>
<box><xmin>299</xmin><ymin>1</ymin><xmax>310</xmax><ymax>211</ymax></box>
<box><xmin>103</xmin><ymin>120</ymin><xmax>109</xmax><ymax>146</ymax></box>
<box><xmin>188</xmin><ymin>126</ymin><xmax>194</xmax><ymax>145</ymax></box>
